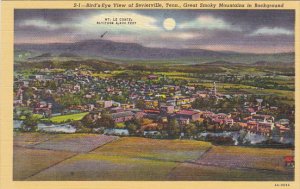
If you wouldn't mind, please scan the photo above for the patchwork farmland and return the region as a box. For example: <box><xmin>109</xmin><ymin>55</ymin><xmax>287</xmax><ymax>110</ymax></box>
<box><xmin>14</xmin><ymin>133</ymin><xmax>294</xmax><ymax>181</ymax></box>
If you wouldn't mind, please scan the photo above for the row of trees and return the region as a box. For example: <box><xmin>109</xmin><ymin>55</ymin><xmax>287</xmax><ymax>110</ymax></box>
<box><xmin>192</xmin><ymin>97</ymin><xmax>243</xmax><ymax>113</ymax></box>
<box><xmin>198</xmin><ymin>73</ymin><xmax>294</xmax><ymax>91</ymax></box>
<box><xmin>72</xmin><ymin>112</ymin><xmax>200</xmax><ymax>138</ymax></box>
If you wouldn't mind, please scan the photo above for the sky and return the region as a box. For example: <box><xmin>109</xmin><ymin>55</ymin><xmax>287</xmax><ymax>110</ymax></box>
<box><xmin>14</xmin><ymin>10</ymin><xmax>295</xmax><ymax>53</ymax></box>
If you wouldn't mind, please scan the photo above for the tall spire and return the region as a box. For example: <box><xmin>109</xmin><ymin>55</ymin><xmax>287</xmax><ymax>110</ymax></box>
<box><xmin>213</xmin><ymin>82</ymin><xmax>217</xmax><ymax>96</ymax></box>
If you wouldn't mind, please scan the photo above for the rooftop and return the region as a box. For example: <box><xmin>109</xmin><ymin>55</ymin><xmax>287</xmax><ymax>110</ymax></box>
<box><xmin>111</xmin><ymin>111</ymin><xmax>134</xmax><ymax>119</ymax></box>
<box><xmin>176</xmin><ymin>110</ymin><xmax>199</xmax><ymax>116</ymax></box>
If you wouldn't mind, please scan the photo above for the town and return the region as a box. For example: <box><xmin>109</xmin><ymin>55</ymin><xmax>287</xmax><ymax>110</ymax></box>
<box><xmin>11</xmin><ymin>9</ymin><xmax>296</xmax><ymax>181</ymax></box>
<box><xmin>13</xmin><ymin>66</ymin><xmax>294</xmax><ymax>146</ymax></box>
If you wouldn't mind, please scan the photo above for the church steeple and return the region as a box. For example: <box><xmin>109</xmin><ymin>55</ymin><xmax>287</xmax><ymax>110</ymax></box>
<box><xmin>213</xmin><ymin>82</ymin><xmax>217</xmax><ymax>96</ymax></box>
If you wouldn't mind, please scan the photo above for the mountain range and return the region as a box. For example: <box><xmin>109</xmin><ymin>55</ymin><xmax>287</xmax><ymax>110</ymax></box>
<box><xmin>15</xmin><ymin>39</ymin><xmax>294</xmax><ymax>64</ymax></box>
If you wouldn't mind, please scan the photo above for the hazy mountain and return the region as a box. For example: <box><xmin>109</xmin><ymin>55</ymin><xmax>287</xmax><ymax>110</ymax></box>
<box><xmin>15</xmin><ymin>39</ymin><xmax>294</xmax><ymax>64</ymax></box>
<box><xmin>252</xmin><ymin>61</ymin><xmax>294</xmax><ymax>66</ymax></box>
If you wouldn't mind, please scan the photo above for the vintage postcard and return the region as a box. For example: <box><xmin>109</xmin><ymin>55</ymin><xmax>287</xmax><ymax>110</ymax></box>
<box><xmin>0</xmin><ymin>0</ymin><xmax>299</xmax><ymax>189</ymax></box>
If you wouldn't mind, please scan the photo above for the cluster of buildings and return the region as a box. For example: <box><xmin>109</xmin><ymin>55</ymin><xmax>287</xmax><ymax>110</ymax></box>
<box><xmin>13</xmin><ymin>68</ymin><xmax>292</xmax><ymax>138</ymax></box>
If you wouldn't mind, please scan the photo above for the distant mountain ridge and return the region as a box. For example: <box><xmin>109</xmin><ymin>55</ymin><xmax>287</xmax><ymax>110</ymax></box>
<box><xmin>15</xmin><ymin>39</ymin><xmax>294</xmax><ymax>64</ymax></box>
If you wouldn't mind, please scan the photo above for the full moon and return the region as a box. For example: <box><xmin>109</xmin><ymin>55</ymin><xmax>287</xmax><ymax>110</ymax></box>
<box><xmin>163</xmin><ymin>18</ymin><xmax>176</xmax><ymax>31</ymax></box>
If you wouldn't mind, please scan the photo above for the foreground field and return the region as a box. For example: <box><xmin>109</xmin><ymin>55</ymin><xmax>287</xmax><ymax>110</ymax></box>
<box><xmin>14</xmin><ymin>133</ymin><xmax>294</xmax><ymax>181</ymax></box>
<box><xmin>169</xmin><ymin>146</ymin><xmax>293</xmax><ymax>181</ymax></box>
<box><xmin>91</xmin><ymin>137</ymin><xmax>212</xmax><ymax>162</ymax></box>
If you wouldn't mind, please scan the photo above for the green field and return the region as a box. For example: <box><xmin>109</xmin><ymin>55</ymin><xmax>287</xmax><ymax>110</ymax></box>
<box><xmin>245</xmin><ymin>88</ymin><xmax>294</xmax><ymax>98</ymax></box>
<box><xmin>20</xmin><ymin>114</ymin><xmax>44</xmax><ymax>120</ymax></box>
<box><xmin>189</xmin><ymin>82</ymin><xmax>256</xmax><ymax>90</ymax></box>
<box><xmin>41</xmin><ymin>112</ymin><xmax>88</xmax><ymax>123</ymax></box>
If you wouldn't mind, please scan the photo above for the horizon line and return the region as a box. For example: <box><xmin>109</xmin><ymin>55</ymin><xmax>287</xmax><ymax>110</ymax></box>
<box><xmin>14</xmin><ymin>38</ymin><xmax>295</xmax><ymax>55</ymax></box>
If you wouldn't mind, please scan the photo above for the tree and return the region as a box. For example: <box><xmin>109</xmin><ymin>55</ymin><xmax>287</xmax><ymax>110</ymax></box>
<box><xmin>112</xmin><ymin>95</ymin><xmax>127</xmax><ymax>103</ymax></box>
<box><xmin>71</xmin><ymin>120</ymin><xmax>84</xmax><ymax>129</ymax></box>
<box><xmin>237</xmin><ymin>129</ymin><xmax>247</xmax><ymax>145</ymax></box>
<box><xmin>21</xmin><ymin>114</ymin><xmax>39</xmax><ymax>132</ymax></box>
<box><xmin>71</xmin><ymin>120</ymin><xmax>91</xmax><ymax>133</ymax></box>
<box><xmin>196</xmin><ymin>121</ymin><xmax>206</xmax><ymax>133</ymax></box>
<box><xmin>130</xmin><ymin>118</ymin><xmax>142</xmax><ymax>129</ymax></box>
<box><xmin>167</xmin><ymin>119</ymin><xmax>180</xmax><ymax>138</ymax></box>
<box><xmin>95</xmin><ymin>114</ymin><xmax>115</xmax><ymax>129</ymax></box>
<box><xmin>202</xmin><ymin>119</ymin><xmax>208</xmax><ymax>130</ymax></box>
<box><xmin>192</xmin><ymin>97</ymin><xmax>204</xmax><ymax>109</ymax></box>
<box><xmin>23</xmin><ymin>88</ymin><xmax>34</xmax><ymax>101</ymax></box>
<box><xmin>46</xmin><ymin>80</ymin><xmax>57</xmax><ymax>90</ymax></box>
<box><xmin>127</xmin><ymin>123</ymin><xmax>138</xmax><ymax>135</ymax></box>
<box><xmin>81</xmin><ymin>114</ymin><xmax>95</xmax><ymax>128</ymax></box>
<box><xmin>185</xmin><ymin>123</ymin><xmax>197</xmax><ymax>137</ymax></box>
<box><xmin>135</xmin><ymin>99</ymin><xmax>146</xmax><ymax>109</ymax></box>
<box><xmin>58</xmin><ymin>93</ymin><xmax>82</xmax><ymax>108</ymax></box>
<box><xmin>272</xmin><ymin>126</ymin><xmax>281</xmax><ymax>138</ymax></box>
<box><xmin>101</xmin><ymin>109</ymin><xmax>109</xmax><ymax>115</ymax></box>
<box><xmin>157</xmin><ymin>123</ymin><xmax>164</xmax><ymax>132</ymax></box>
<box><xmin>229</xmin><ymin>123</ymin><xmax>241</xmax><ymax>131</ymax></box>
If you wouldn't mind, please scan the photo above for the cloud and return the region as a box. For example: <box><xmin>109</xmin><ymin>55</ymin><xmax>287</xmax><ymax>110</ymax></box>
<box><xmin>18</xmin><ymin>11</ymin><xmax>161</xmax><ymax>34</ymax></box>
<box><xmin>178</xmin><ymin>15</ymin><xmax>241</xmax><ymax>31</ymax></box>
<box><xmin>158</xmin><ymin>32</ymin><xmax>203</xmax><ymax>40</ymax></box>
<box><xmin>19</xmin><ymin>19</ymin><xmax>66</xmax><ymax>30</ymax></box>
<box><xmin>79</xmin><ymin>11</ymin><xmax>161</xmax><ymax>33</ymax></box>
<box><xmin>250</xmin><ymin>27</ymin><xmax>293</xmax><ymax>36</ymax></box>
<box><xmin>14</xmin><ymin>10</ymin><xmax>295</xmax><ymax>53</ymax></box>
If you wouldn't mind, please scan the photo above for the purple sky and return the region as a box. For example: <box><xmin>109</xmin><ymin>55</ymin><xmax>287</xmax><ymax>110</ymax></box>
<box><xmin>14</xmin><ymin>10</ymin><xmax>295</xmax><ymax>53</ymax></box>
